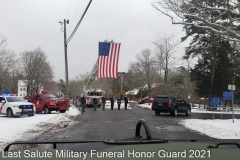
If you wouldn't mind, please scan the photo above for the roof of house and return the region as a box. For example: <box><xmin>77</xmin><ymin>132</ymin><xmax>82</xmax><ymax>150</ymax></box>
<box><xmin>18</xmin><ymin>80</ymin><xmax>27</xmax><ymax>86</ymax></box>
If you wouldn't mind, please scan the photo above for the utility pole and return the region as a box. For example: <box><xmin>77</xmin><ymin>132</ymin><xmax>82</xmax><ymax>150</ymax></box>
<box><xmin>118</xmin><ymin>72</ymin><xmax>125</xmax><ymax>100</ymax></box>
<box><xmin>63</xmin><ymin>19</ymin><xmax>69</xmax><ymax>98</ymax></box>
<box><xmin>59</xmin><ymin>0</ymin><xmax>92</xmax><ymax>98</ymax></box>
<box><xmin>119</xmin><ymin>72</ymin><xmax>125</xmax><ymax>93</ymax></box>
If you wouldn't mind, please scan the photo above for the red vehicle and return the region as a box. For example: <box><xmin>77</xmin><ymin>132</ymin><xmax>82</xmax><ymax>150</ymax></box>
<box><xmin>138</xmin><ymin>97</ymin><xmax>154</xmax><ymax>104</ymax></box>
<box><xmin>24</xmin><ymin>90</ymin><xmax>70</xmax><ymax>114</ymax></box>
<box><xmin>84</xmin><ymin>89</ymin><xmax>104</xmax><ymax>107</ymax></box>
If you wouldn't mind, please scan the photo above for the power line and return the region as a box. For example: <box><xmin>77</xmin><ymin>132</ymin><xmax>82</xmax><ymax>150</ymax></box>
<box><xmin>67</xmin><ymin>0</ymin><xmax>92</xmax><ymax>44</ymax></box>
<box><xmin>68</xmin><ymin>0</ymin><xmax>83</xmax><ymax>33</ymax></box>
<box><xmin>66</xmin><ymin>0</ymin><xmax>73</xmax><ymax>18</ymax></box>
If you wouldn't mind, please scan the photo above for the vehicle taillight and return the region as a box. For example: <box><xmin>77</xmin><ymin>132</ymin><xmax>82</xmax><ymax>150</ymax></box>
<box><xmin>168</xmin><ymin>101</ymin><xmax>171</xmax><ymax>107</ymax></box>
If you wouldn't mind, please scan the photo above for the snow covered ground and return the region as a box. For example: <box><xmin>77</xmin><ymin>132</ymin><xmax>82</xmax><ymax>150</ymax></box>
<box><xmin>0</xmin><ymin>105</ymin><xmax>81</xmax><ymax>150</ymax></box>
<box><xmin>180</xmin><ymin>119</ymin><xmax>240</xmax><ymax>139</ymax></box>
<box><xmin>139</xmin><ymin>103</ymin><xmax>240</xmax><ymax>139</ymax></box>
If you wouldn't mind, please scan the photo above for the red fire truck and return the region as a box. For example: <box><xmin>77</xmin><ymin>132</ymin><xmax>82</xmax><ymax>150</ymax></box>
<box><xmin>24</xmin><ymin>90</ymin><xmax>70</xmax><ymax>114</ymax></box>
<box><xmin>83</xmin><ymin>89</ymin><xmax>105</xmax><ymax>107</ymax></box>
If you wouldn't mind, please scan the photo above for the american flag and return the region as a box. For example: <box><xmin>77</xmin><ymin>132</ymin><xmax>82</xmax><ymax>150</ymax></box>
<box><xmin>97</xmin><ymin>42</ymin><xmax>121</xmax><ymax>78</ymax></box>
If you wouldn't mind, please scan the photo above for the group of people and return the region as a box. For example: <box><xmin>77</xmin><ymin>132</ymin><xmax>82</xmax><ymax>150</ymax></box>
<box><xmin>113</xmin><ymin>95</ymin><xmax>128</xmax><ymax>110</ymax></box>
<box><xmin>79</xmin><ymin>95</ymin><xmax>129</xmax><ymax>113</ymax></box>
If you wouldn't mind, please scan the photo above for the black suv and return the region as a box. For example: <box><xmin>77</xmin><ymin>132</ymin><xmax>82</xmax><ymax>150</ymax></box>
<box><xmin>152</xmin><ymin>95</ymin><xmax>191</xmax><ymax>116</ymax></box>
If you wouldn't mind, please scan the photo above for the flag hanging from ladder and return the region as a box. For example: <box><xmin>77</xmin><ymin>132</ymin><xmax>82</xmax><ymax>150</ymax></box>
<box><xmin>97</xmin><ymin>42</ymin><xmax>121</xmax><ymax>78</ymax></box>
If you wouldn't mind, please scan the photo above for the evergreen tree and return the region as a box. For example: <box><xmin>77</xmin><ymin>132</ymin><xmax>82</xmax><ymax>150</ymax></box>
<box><xmin>182</xmin><ymin>0</ymin><xmax>240</xmax><ymax>104</ymax></box>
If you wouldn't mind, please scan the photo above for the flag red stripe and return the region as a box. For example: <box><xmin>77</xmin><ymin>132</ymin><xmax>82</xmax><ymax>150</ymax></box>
<box><xmin>110</xmin><ymin>43</ymin><xmax>116</xmax><ymax>77</ymax></box>
<box><xmin>98</xmin><ymin>56</ymin><xmax>102</xmax><ymax>78</ymax></box>
<box><xmin>107</xmin><ymin>44</ymin><xmax>113</xmax><ymax>77</ymax></box>
<box><xmin>104</xmin><ymin>56</ymin><xmax>108</xmax><ymax>77</ymax></box>
<box><xmin>114</xmin><ymin>43</ymin><xmax>121</xmax><ymax>78</ymax></box>
<box><xmin>100</xmin><ymin>56</ymin><xmax>104</xmax><ymax>78</ymax></box>
<box><xmin>97</xmin><ymin>56</ymin><xmax>100</xmax><ymax>78</ymax></box>
<box><xmin>113</xmin><ymin>44</ymin><xmax>117</xmax><ymax>78</ymax></box>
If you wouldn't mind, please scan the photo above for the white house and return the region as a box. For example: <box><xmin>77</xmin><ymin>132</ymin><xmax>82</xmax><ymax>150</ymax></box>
<box><xmin>126</xmin><ymin>89</ymin><xmax>139</xmax><ymax>95</ymax></box>
<box><xmin>18</xmin><ymin>80</ymin><xmax>27</xmax><ymax>97</ymax></box>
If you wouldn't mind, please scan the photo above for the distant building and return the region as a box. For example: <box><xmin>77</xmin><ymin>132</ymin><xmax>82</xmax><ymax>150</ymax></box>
<box><xmin>126</xmin><ymin>89</ymin><xmax>139</xmax><ymax>96</ymax></box>
<box><xmin>18</xmin><ymin>80</ymin><xmax>28</xmax><ymax>97</ymax></box>
<box><xmin>39</xmin><ymin>85</ymin><xmax>44</xmax><ymax>93</ymax></box>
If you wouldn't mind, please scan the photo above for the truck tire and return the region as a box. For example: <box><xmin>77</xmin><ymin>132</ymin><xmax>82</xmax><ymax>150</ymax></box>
<box><xmin>28</xmin><ymin>114</ymin><xmax>34</xmax><ymax>117</ymax></box>
<box><xmin>44</xmin><ymin>107</ymin><xmax>51</xmax><ymax>114</ymax></box>
<box><xmin>186</xmin><ymin>108</ymin><xmax>191</xmax><ymax>116</ymax></box>
<box><xmin>7</xmin><ymin>108</ymin><xmax>13</xmax><ymax>118</ymax></box>
<box><xmin>60</xmin><ymin>110</ymin><xmax>66</xmax><ymax>113</ymax></box>
<box><xmin>171</xmin><ymin>108</ymin><xmax>178</xmax><ymax>116</ymax></box>
<box><xmin>174</xmin><ymin>108</ymin><xmax>178</xmax><ymax>116</ymax></box>
<box><xmin>155</xmin><ymin>110</ymin><xmax>160</xmax><ymax>115</ymax></box>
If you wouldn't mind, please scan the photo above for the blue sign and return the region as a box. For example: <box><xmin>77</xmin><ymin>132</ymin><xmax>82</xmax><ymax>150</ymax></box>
<box><xmin>211</xmin><ymin>97</ymin><xmax>222</xmax><ymax>107</ymax></box>
<box><xmin>223</xmin><ymin>91</ymin><xmax>234</xmax><ymax>100</ymax></box>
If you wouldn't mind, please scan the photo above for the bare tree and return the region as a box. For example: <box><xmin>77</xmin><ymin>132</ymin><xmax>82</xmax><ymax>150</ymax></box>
<box><xmin>72</xmin><ymin>73</ymin><xmax>92</xmax><ymax>97</ymax></box>
<box><xmin>153</xmin><ymin>35</ymin><xmax>179</xmax><ymax>84</ymax></box>
<box><xmin>0</xmin><ymin>50</ymin><xmax>16</xmax><ymax>93</ymax></box>
<box><xmin>152</xmin><ymin>0</ymin><xmax>240</xmax><ymax>42</ymax></box>
<box><xmin>19</xmin><ymin>47</ymin><xmax>54</xmax><ymax>94</ymax></box>
<box><xmin>0</xmin><ymin>35</ymin><xmax>7</xmax><ymax>48</ymax></box>
<box><xmin>129</xmin><ymin>49</ymin><xmax>159</xmax><ymax>100</ymax></box>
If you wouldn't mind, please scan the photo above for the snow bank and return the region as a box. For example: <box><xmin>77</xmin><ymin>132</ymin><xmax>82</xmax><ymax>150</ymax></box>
<box><xmin>180</xmin><ymin>119</ymin><xmax>240</xmax><ymax>139</ymax></box>
<box><xmin>0</xmin><ymin>105</ymin><xmax>80</xmax><ymax>150</ymax></box>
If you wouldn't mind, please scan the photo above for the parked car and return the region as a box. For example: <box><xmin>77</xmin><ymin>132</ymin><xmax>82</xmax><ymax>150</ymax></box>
<box><xmin>152</xmin><ymin>95</ymin><xmax>191</xmax><ymax>116</ymax></box>
<box><xmin>0</xmin><ymin>95</ymin><xmax>35</xmax><ymax>118</ymax></box>
<box><xmin>138</xmin><ymin>97</ymin><xmax>153</xmax><ymax>104</ymax></box>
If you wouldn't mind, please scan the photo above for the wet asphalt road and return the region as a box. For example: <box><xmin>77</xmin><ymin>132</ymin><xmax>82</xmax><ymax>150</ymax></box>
<box><xmin>32</xmin><ymin>102</ymin><xmax>233</xmax><ymax>150</ymax></box>
<box><xmin>12</xmin><ymin>102</ymin><xmax>238</xmax><ymax>151</ymax></box>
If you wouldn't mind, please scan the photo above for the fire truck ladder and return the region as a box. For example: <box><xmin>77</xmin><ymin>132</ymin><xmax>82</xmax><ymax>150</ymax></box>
<box><xmin>83</xmin><ymin>60</ymin><xmax>98</xmax><ymax>91</ymax></box>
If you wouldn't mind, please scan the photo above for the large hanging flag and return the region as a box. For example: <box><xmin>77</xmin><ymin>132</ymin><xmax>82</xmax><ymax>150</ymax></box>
<box><xmin>97</xmin><ymin>42</ymin><xmax>121</xmax><ymax>78</ymax></box>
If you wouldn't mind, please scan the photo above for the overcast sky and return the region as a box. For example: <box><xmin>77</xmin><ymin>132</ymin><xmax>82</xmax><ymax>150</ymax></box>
<box><xmin>0</xmin><ymin>0</ymin><xmax>190</xmax><ymax>81</ymax></box>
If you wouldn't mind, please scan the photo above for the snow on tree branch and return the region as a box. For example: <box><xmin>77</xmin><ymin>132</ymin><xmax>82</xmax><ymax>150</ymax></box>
<box><xmin>152</xmin><ymin>0</ymin><xmax>240</xmax><ymax>42</ymax></box>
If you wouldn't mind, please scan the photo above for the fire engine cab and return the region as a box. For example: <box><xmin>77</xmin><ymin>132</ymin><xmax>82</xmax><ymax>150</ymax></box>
<box><xmin>84</xmin><ymin>89</ymin><xmax>105</xmax><ymax>107</ymax></box>
<box><xmin>82</xmin><ymin>60</ymin><xmax>106</xmax><ymax>107</ymax></box>
<box><xmin>24</xmin><ymin>90</ymin><xmax>70</xmax><ymax>114</ymax></box>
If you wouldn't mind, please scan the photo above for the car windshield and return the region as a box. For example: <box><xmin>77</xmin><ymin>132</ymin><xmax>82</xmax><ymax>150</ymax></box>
<box><xmin>87</xmin><ymin>92</ymin><xmax>102</xmax><ymax>96</ymax></box>
<box><xmin>155</xmin><ymin>97</ymin><xmax>169</xmax><ymax>102</ymax></box>
<box><xmin>43</xmin><ymin>94</ymin><xmax>57</xmax><ymax>99</ymax></box>
<box><xmin>6</xmin><ymin>97</ymin><xmax>26</xmax><ymax>102</ymax></box>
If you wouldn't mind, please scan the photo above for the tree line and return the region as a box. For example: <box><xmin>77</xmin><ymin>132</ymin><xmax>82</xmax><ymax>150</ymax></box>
<box><xmin>0</xmin><ymin>35</ymin><xmax>54</xmax><ymax>95</ymax></box>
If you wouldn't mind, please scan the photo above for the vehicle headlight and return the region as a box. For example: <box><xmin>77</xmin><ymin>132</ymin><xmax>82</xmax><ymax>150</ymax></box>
<box><xmin>12</xmin><ymin>105</ymin><xmax>19</xmax><ymax>108</ymax></box>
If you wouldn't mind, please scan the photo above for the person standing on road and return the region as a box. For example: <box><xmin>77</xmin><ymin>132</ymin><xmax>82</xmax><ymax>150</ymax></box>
<box><xmin>74</xmin><ymin>96</ymin><xmax>78</xmax><ymax>106</ymax></box>
<box><xmin>124</xmin><ymin>96</ymin><xmax>128</xmax><ymax>110</ymax></box>
<box><xmin>92</xmin><ymin>97</ymin><xmax>98</xmax><ymax>111</ymax></box>
<box><xmin>117</xmin><ymin>96</ymin><xmax>121</xmax><ymax>110</ymax></box>
<box><xmin>80</xmin><ymin>95</ymin><xmax>86</xmax><ymax>113</ymax></box>
<box><xmin>102</xmin><ymin>96</ymin><xmax>106</xmax><ymax>110</ymax></box>
<box><xmin>110</xmin><ymin>96</ymin><xmax>114</xmax><ymax>110</ymax></box>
